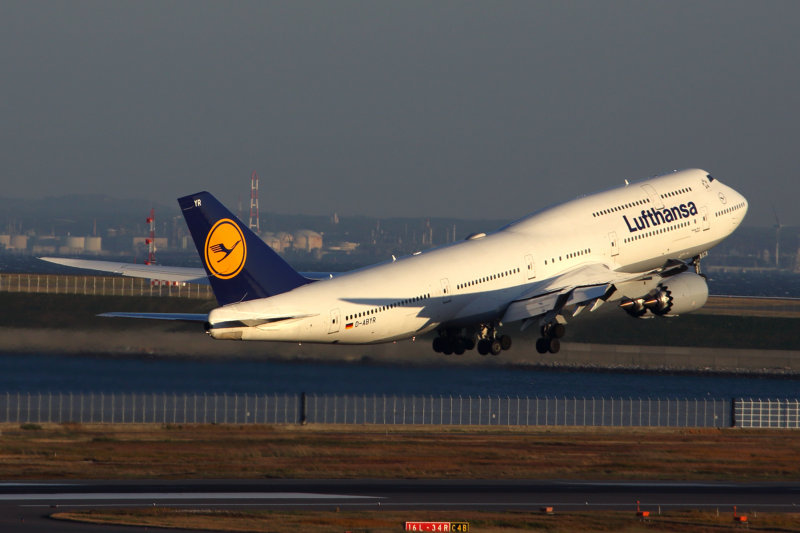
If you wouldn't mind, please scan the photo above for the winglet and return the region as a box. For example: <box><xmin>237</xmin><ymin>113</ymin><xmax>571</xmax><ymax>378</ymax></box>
<box><xmin>178</xmin><ymin>191</ymin><xmax>311</xmax><ymax>305</ymax></box>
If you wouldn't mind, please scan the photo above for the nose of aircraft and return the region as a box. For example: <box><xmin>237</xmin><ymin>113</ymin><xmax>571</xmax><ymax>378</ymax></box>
<box><xmin>725</xmin><ymin>183</ymin><xmax>749</xmax><ymax>226</ymax></box>
<box><xmin>732</xmin><ymin>186</ymin><xmax>748</xmax><ymax>218</ymax></box>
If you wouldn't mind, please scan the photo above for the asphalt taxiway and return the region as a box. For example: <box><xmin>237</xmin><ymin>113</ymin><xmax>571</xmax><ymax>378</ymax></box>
<box><xmin>1</xmin><ymin>479</ymin><xmax>799</xmax><ymax>532</ymax></box>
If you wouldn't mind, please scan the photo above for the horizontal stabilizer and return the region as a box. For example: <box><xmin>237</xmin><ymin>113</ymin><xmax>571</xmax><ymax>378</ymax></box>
<box><xmin>98</xmin><ymin>312</ymin><xmax>208</xmax><ymax>322</ymax></box>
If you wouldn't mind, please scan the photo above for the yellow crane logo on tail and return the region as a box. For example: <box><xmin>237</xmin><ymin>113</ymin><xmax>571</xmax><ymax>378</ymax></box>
<box><xmin>204</xmin><ymin>219</ymin><xmax>247</xmax><ymax>279</ymax></box>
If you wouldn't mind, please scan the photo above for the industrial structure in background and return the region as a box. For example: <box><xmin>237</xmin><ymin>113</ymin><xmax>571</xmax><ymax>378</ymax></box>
<box><xmin>249</xmin><ymin>170</ymin><xmax>260</xmax><ymax>233</ymax></box>
<box><xmin>144</xmin><ymin>208</ymin><xmax>156</xmax><ymax>265</ymax></box>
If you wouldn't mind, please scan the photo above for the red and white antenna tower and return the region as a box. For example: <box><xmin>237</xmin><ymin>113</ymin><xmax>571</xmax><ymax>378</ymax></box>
<box><xmin>249</xmin><ymin>170</ymin><xmax>260</xmax><ymax>232</ymax></box>
<box><xmin>145</xmin><ymin>208</ymin><xmax>156</xmax><ymax>265</ymax></box>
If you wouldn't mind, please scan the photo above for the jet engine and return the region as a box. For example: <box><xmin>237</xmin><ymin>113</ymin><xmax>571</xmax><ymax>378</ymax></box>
<box><xmin>620</xmin><ymin>272</ymin><xmax>708</xmax><ymax>318</ymax></box>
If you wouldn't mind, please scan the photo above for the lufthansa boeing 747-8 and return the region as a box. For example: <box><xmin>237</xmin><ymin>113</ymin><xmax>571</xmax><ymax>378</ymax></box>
<box><xmin>43</xmin><ymin>168</ymin><xmax>748</xmax><ymax>355</ymax></box>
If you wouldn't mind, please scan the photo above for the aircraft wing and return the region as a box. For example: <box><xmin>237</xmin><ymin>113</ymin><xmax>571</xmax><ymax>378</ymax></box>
<box><xmin>501</xmin><ymin>263</ymin><xmax>659</xmax><ymax>325</ymax></box>
<box><xmin>39</xmin><ymin>257</ymin><xmax>337</xmax><ymax>282</ymax></box>
<box><xmin>40</xmin><ymin>257</ymin><xmax>210</xmax><ymax>283</ymax></box>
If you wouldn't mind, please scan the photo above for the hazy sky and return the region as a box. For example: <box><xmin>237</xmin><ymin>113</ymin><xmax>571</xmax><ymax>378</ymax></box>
<box><xmin>1</xmin><ymin>1</ymin><xmax>798</xmax><ymax>225</ymax></box>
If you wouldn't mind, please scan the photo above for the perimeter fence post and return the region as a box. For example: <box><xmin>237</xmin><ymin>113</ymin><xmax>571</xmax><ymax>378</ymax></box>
<box><xmin>581</xmin><ymin>396</ymin><xmax>587</xmax><ymax>427</ymax></box>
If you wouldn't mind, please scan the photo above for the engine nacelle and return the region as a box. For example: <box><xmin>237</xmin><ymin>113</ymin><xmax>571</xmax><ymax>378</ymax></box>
<box><xmin>620</xmin><ymin>272</ymin><xmax>708</xmax><ymax>317</ymax></box>
<box><xmin>644</xmin><ymin>272</ymin><xmax>708</xmax><ymax>316</ymax></box>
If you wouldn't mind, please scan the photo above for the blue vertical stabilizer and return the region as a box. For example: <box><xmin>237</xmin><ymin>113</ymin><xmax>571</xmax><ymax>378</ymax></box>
<box><xmin>178</xmin><ymin>192</ymin><xmax>311</xmax><ymax>305</ymax></box>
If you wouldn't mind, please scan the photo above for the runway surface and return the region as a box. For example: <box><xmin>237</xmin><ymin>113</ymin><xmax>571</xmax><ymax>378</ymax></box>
<box><xmin>1</xmin><ymin>479</ymin><xmax>799</xmax><ymax>532</ymax></box>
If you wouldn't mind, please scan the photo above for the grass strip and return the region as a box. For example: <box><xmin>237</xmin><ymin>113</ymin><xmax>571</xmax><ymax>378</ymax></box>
<box><xmin>2</xmin><ymin>423</ymin><xmax>800</xmax><ymax>482</ymax></box>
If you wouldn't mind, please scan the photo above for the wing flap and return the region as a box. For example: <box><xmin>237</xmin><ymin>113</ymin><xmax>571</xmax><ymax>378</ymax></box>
<box><xmin>500</xmin><ymin>263</ymin><xmax>648</xmax><ymax>324</ymax></box>
<box><xmin>502</xmin><ymin>292</ymin><xmax>563</xmax><ymax>323</ymax></box>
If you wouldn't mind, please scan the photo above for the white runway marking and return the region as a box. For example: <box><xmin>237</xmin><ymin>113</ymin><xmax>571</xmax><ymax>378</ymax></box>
<box><xmin>1</xmin><ymin>492</ymin><xmax>381</xmax><ymax>501</ymax></box>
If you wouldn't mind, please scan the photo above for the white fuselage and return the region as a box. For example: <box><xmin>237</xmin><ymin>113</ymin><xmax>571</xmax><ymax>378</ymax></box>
<box><xmin>207</xmin><ymin>169</ymin><xmax>747</xmax><ymax>344</ymax></box>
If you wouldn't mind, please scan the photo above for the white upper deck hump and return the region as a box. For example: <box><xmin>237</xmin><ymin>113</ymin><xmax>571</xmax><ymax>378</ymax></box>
<box><xmin>502</xmin><ymin>169</ymin><xmax>711</xmax><ymax>234</ymax></box>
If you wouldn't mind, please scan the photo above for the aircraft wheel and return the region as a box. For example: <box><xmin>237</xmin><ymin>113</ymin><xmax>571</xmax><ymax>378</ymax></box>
<box><xmin>552</xmin><ymin>324</ymin><xmax>566</xmax><ymax>338</ymax></box>
<box><xmin>547</xmin><ymin>337</ymin><xmax>560</xmax><ymax>354</ymax></box>
<box><xmin>464</xmin><ymin>337</ymin><xmax>476</xmax><ymax>351</ymax></box>
<box><xmin>490</xmin><ymin>340</ymin><xmax>502</xmax><ymax>356</ymax></box>
<box><xmin>453</xmin><ymin>338</ymin><xmax>466</xmax><ymax>355</ymax></box>
<box><xmin>432</xmin><ymin>337</ymin><xmax>443</xmax><ymax>353</ymax></box>
<box><xmin>477</xmin><ymin>339</ymin><xmax>491</xmax><ymax>355</ymax></box>
<box><xmin>536</xmin><ymin>337</ymin><xmax>549</xmax><ymax>354</ymax></box>
<box><xmin>441</xmin><ymin>337</ymin><xmax>454</xmax><ymax>355</ymax></box>
<box><xmin>499</xmin><ymin>335</ymin><xmax>512</xmax><ymax>351</ymax></box>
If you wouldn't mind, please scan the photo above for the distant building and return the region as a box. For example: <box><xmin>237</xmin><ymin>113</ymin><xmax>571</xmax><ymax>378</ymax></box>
<box><xmin>292</xmin><ymin>230</ymin><xmax>323</xmax><ymax>252</ymax></box>
<box><xmin>326</xmin><ymin>241</ymin><xmax>359</xmax><ymax>253</ymax></box>
<box><xmin>10</xmin><ymin>235</ymin><xmax>28</xmax><ymax>251</ymax></box>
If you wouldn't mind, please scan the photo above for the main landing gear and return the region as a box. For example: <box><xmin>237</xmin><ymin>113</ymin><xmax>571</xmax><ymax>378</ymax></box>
<box><xmin>432</xmin><ymin>324</ymin><xmax>512</xmax><ymax>356</ymax></box>
<box><xmin>535</xmin><ymin>320</ymin><xmax>565</xmax><ymax>354</ymax></box>
<box><xmin>692</xmin><ymin>252</ymin><xmax>708</xmax><ymax>275</ymax></box>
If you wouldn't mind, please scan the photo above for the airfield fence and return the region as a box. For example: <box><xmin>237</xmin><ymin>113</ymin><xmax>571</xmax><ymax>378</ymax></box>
<box><xmin>0</xmin><ymin>273</ymin><xmax>213</xmax><ymax>299</ymax></box>
<box><xmin>3</xmin><ymin>392</ymin><xmax>793</xmax><ymax>428</ymax></box>
<box><xmin>735</xmin><ymin>398</ymin><xmax>800</xmax><ymax>428</ymax></box>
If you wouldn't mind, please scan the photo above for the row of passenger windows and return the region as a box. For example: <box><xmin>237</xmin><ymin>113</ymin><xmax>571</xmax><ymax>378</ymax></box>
<box><xmin>660</xmin><ymin>186</ymin><xmax>693</xmax><ymax>199</ymax></box>
<box><xmin>457</xmin><ymin>268</ymin><xmax>520</xmax><ymax>290</ymax></box>
<box><xmin>714</xmin><ymin>202</ymin><xmax>746</xmax><ymax>218</ymax></box>
<box><xmin>592</xmin><ymin>198</ymin><xmax>650</xmax><ymax>218</ymax></box>
<box><xmin>544</xmin><ymin>248</ymin><xmax>592</xmax><ymax>265</ymax></box>
<box><xmin>623</xmin><ymin>221</ymin><xmax>691</xmax><ymax>243</ymax></box>
<box><xmin>345</xmin><ymin>293</ymin><xmax>431</xmax><ymax>321</ymax></box>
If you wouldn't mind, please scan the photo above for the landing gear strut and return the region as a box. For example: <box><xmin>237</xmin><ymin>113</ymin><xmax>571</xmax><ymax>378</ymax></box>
<box><xmin>536</xmin><ymin>320</ymin><xmax>565</xmax><ymax>354</ymax></box>
<box><xmin>432</xmin><ymin>324</ymin><xmax>511</xmax><ymax>356</ymax></box>
<box><xmin>691</xmin><ymin>251</ymin><xmax>708</xmax><ymax>275</ymax></box>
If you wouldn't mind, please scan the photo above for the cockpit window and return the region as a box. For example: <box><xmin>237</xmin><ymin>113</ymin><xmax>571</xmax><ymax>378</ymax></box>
<box><xmin>707</xmin><ymin>174</ymin><xmax>715</xmax><ymax>182</ymax></box>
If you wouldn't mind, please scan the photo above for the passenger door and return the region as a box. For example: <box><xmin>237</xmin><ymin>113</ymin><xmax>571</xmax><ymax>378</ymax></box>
<box><xmin>524</xmin><ymin>254</ymin><xmax>536</xmax><ymax>280</ymax></box>
<box><xmin>440</xmin><ymin>278</ymin><xmax>452</xmax><ymax>304</ymax></box>
<box><xmin>609</xmin><ymin>232</ymin><xmax>619</xmax><ymax>257</ymax></box>
<box><xmin>328</xmin><ymin>308</ymin><xmax>341</xmax><ymax>334</ymax></box>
